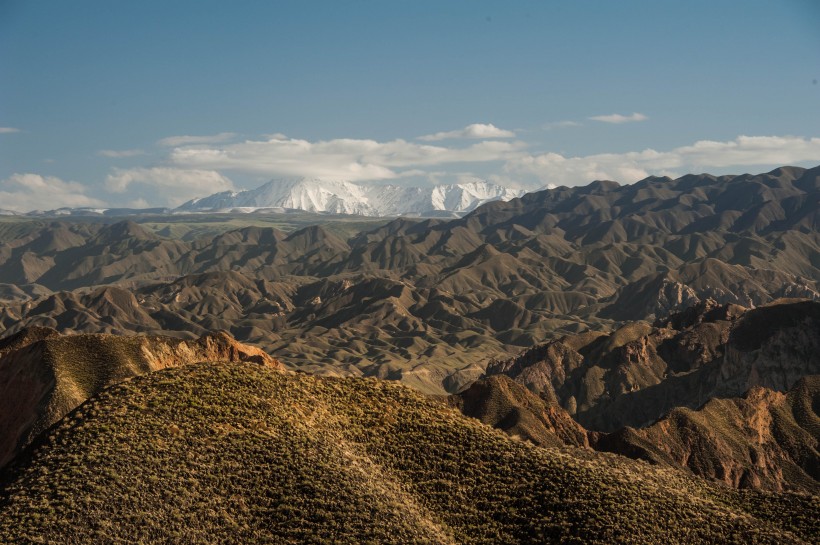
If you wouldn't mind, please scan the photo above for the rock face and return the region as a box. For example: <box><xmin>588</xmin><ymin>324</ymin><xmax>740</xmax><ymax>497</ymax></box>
<box><xmin>718</xmin><ymin>301</ymin><xmax>820</xmax><ymax>396</ymax></box>
<box><xmin>0</xmin><ymin>327</ymin><xmax>282</xmax><ymax>468</ymax></box>
<box><xmin>485</xmin><ymin>300</ymin><xmax>820</xmax><ymax>433</ymax></box>
<box><xmin>595</xmin><ymin>377</ymin><xmax>820</xmax><ymax>493</ymax></box>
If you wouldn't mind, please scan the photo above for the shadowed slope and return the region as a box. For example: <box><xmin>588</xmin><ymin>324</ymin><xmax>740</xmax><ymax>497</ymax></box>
<box><xmin>596</xmin><ymin>377</ymin><xmax>820</xmax><ymax>493</ymax></box>
<box><xmin>449</xmin><ymin>375</ymin><xmax>589</xmax><ymax>448</ymax></box>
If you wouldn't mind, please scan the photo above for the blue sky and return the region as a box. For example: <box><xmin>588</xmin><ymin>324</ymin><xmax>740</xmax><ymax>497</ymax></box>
<box><xmin>1</xmin><ymin>0</ymin><xmax>819</xmax><ymax>210</ymax></box>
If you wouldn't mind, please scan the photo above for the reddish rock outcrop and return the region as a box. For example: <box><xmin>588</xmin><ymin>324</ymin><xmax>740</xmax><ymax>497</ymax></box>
<box><xmin>0</xmin><ymin>328</ymin><xmax>283</xmax><ymax>468</ymax></box>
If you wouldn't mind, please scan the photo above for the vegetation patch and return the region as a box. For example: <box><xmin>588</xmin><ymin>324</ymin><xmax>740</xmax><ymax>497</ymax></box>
<box><xmin>0</xmin><ymin>362</ymin><xmax>816</xmax><ymax>544</ymax></box>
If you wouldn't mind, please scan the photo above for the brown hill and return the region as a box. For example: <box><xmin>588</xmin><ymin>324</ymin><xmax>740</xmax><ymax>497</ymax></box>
<box><xmin>0</xmin><ymin>361</ymin><xmax>815</xmax><ymax>544</ymax></box>
<box><xmin>0</xmin><ymin>327</ymin><xmax>281</xmax><ymax>468</ymax></box>
<box><xmin>449</xmin><ymin>375</ymin><xmax>590</xmax><ymax>448</ymax></box>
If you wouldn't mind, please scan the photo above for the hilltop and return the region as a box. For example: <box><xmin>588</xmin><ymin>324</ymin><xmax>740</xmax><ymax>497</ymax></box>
<box><xmin>0</xmin><ymin>361</ymin><xmax>816</xmax><ymax>544</ymax></box>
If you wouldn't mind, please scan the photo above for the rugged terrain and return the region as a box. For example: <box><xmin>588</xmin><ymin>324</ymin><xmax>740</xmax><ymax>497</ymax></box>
<box><xmin>0</xmin><ymin>166</ymin><xmax>817</xmax><ymax>395</ymax></box>
<box><xmin>483</xmin><ymin>299</ymin><xmax>820</xmax><ymax>431</ymax></box>
<box><xmin>453</xmin><ymin>370</ymin><xmax>819</xmax><ymax>494</ymax></box>
<box><xmin>596</xmin><ymin>376</ymin><xmax>820</xmax><ymax>493</ymax></box>
<box><xmin>462</xmin><ymin>299</ymin><xmax>820</xmax><ymax>493</ymax></box>
<box><xmin>0</xmin><ymin>165</ymin><xmax>817</xmax><ymax>539</ymax></box>
<box><xmin>1</xmin><ymin>361</ymin><xmax>817</xmax><ymax>544</ymax></box>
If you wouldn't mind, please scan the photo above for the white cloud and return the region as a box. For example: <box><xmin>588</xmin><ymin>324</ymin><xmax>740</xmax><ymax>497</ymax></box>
<box><xmin>505</xmin><ymin>135</ymin><xmax>820</xmax><ymax>187</ymax></box>
<box><xmin>0</xmin><ymin>173</ymin><xmax>106</xmax><ymax>212</ymax></box>
<box><xmin>105</xmin><ymin>167</ymin><xmax>235</xmax><ymax>207</ymax></box>
<box><xmin>157</xmin><ymin>132</ymin><xmax>237</xmax><ymax>147</ymax></box>
<box><xmin>0</xmin><ymin>127</ymin><xmax>20</xmax><ymax>134</ymax></box>
<box><xmin>542</xmin><ymin>120</ymin><xmax>582</xmax><ymax>130</ymax></box>
<box><xmin>98</xmin><ymin>149</ymin><xmax>145</xmax><ymax>158</ymax></box>
<box><xmin>418</xmin><ymin>123</ymin><xmax>516</xmax><ymax>141</ymax></box>
<box><xmin>167</xmin><ymin>134</ymin><xmax>526</xmax><ymax>182</ymax></box>
<box><xmin>588</xmin><ymin>112</ymin><xmax>648</xmax><ymax>124</ymax></box>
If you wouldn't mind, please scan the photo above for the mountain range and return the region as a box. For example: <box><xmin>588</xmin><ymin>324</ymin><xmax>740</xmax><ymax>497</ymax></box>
<box><xmin>0</xmin><ymin>165</ymin><xmax>818</xmax><ymax>541</ymax></box>
<box><xmin>176</xmin><ymin>177</ymin><xmax>528</xmax><ymax>216</ymax></box>
<box><xmin>0</xmin><ymin>165</ymin><xmax>816</xmax><ymax>394</ymax></box>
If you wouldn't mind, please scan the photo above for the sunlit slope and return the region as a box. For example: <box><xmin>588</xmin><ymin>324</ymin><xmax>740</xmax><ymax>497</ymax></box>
<box><xmin>0</xmin><ymin>362</ymin><xmax>816</xmax><ymax>544</ymax></box>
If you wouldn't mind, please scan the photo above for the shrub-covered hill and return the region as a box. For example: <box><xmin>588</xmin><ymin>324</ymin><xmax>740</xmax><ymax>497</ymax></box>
<box><xmin>0</xmin><ymin>362</ymin><xmax>816</xmax><ymax>544</ymax></box>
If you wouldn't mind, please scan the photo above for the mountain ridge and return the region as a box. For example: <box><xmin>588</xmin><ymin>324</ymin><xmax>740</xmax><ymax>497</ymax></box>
<box><xmin>177</xmin><ymin>177</ymin><xmax>528</xmax><ymax>216</ymax></box>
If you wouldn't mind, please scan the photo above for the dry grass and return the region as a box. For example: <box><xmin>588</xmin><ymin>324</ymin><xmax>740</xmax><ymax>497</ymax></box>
<box><xmin>0</xmin><ymin>362</ymin><xmax>816</xmax><ymax>544</ymax></box>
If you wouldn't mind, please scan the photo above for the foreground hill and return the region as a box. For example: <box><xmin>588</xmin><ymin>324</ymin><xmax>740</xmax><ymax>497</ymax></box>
<box><xmin>0</xmin><ymin>328</ymin><xmax>281</xmax><ymax>468</ymax></box>
<box><xmin>0</xmin><ymin>362</ymin><xmax>817</xmax><ymax>544</ymax></box>
<box><xmin>0</xmin><ymin>165</ymin><xmax>817</xmax><ymax>393</ymax></box>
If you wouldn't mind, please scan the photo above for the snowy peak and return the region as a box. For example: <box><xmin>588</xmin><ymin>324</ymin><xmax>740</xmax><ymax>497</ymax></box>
<box><xmin>177</xmin><ymin>178</ymin><xmax>527</xmax><ymax>217</ymax></box>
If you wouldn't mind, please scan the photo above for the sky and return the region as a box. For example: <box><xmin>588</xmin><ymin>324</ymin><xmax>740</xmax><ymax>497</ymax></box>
<box><xmin>1</xmin><ymin>0</ymin><xmax>819</xmax><ymax>211</ymax></box>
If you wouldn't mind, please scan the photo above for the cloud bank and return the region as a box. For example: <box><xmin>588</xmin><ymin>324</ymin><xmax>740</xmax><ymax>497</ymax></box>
<box><xmin>0</xmin><ymin>127</ymin><xmax>20</xmax><ymax>134</ymax></box>
<box><xmin>505</xmin><ymin>135</ymin><xmax>820</xmax><ymax>187</ymax></box>
<box><xmin>165</xmin><ymin>134</ymin><xmax>526</xmax><ymax>182</ymax></box>
<box><xmin>3</xmin><ymin>124</ymin><xmax>818</xmax><ymax>212</ymax></box>
<box><xmin>0</xmin><ymin>173</ymin><xmax>105</xmax><ymax>212</ymax></box>
<box><xmin>105</xmin><ymin>167</ymin><xmax>235</xmax><ymax>207</ymax></box>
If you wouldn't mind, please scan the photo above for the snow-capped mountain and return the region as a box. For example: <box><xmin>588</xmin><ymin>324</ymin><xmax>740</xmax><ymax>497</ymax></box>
<box><xmin>177</xmin><ymin>178</ymin><xmax>527</xmax><ymax>217</ymax></box>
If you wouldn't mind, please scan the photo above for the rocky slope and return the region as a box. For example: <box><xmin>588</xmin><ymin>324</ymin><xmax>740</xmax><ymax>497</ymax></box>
<box><xmin>485</xmin><ymin>299</ymin><xmax>820</xmax><ymax>432</ymax></box>
<box><xmin>0</xmin><ymin>327</ymin><xmax>281</xmax><ymax>468</ymax></box>
<box><xmin>596</xmin><ymin>376</ymin><xmax>820</xmax><ymax>493</ymax></box>
<box><xmin>0</xmin><ymin>361</ymin><xmax>816</xmax><ymax>544</ymax></box>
